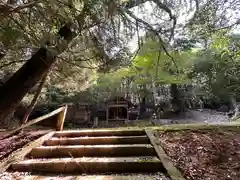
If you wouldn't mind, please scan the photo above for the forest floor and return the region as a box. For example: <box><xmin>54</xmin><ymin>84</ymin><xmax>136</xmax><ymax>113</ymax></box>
<box><xmin>0</xmin><ymin>130</ymin><xmax>49</xmax><ymax>161</ymax></box>
<box><xmin>155</xmin><ymin>129</ymin><xmax>240</xmax><ymax>180</ymax></box>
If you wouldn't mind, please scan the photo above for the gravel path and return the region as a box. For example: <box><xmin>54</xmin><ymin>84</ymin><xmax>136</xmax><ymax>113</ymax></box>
<box><xmin>153</xmin><ymin>109</ymin><xmax>229</xmax><ymax>125</ymax></box>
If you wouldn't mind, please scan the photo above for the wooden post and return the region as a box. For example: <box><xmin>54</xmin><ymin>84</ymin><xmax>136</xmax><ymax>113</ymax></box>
<box><xmin>125</xmin><ymin>106</ymin><xmax>129</xmax><ymax>124</ymax></box>
<box><xmin>56</xmin><ymin>105</ymin><xmax>68</xmax><ymax>131</ymax></box>
<box><xmin>93</xmin><ymin>117</ymin><xmax>98</xmax><ymax>127</ymax></box>
<box><xmin>106</xmin><ymin>106</ymin><xmax>109</xmax><ymax>125</ymax></box>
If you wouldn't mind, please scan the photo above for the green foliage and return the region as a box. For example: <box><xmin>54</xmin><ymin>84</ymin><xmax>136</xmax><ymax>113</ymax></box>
<box><xmin>0</xmin><ymin>25</ymin><xmax>22</xmax><ymax>47</ymax></box>
<box><xmin>75</xmin><ymin>37</ymin><xmax>196</xmax><ymax>104</ymax></box>
<box><xmin>129</xmin><ymin>39</ymin><xmax>194</xmax><ymax>85</ymax></box>
<box><xmin>45</xmin><ymin>86</ymin><xmax>68</xmax><ymax>104</ymax></box>
<box><xmin>190</xmin><ymin>32</ymin><xmax>240</xmax><ymax>101</ymax></box>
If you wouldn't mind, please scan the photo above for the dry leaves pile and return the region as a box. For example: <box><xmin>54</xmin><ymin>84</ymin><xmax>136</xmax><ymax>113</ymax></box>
<box><xmin>155</xmin><ymin>129</ymin><xmax>240</xmax><ymax>180</ymax></box>
<box><xmin>0</xmin><ymin>131</ymin><xmax>46</xmax><ymax>160</ymax></box>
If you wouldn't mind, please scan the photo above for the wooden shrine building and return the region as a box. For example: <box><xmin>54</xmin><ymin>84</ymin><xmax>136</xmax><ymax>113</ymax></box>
<box><xmin>106</xmin><ymin>96</ymin><xmax>129</xmax><ymax>122</ymax></box>
<box><xmin>64</xmin><ymin>103</ymin><xmax>91</xmax><ymax>124</ymax></box>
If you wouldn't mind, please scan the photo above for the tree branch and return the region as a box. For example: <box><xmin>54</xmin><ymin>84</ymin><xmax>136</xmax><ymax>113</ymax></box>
<box><xmin>121</xmin><ymin>8</ymin><xmax>179</xmax><ymax>73</ymax></box>
<box><xmin>0</xmin><ymin>1</ymin><xmax>38</xmax><ymax>16</ymax></box>
<box><xmin>152</xmin><ymin>0</ymin><xmax>176</xmax><ymax>41</ymax></box>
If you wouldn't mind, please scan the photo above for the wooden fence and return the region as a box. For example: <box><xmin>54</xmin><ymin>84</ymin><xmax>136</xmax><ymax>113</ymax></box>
<box><xmin>0</xmin><ymin>105</ymin><xmax>68</xmax><ymax>140</ymax></box>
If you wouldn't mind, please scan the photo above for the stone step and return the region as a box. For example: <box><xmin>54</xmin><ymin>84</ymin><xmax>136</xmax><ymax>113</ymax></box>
<box><xmin>53</xmin><ymin>130</ymin><xmax>145</xmax><ymax>137</ymax></box>
<box><xmin>44</xmin><ymin>136</ymin><xmax>149</xmax><ymax>146</ymax></box>
<box><xmin>11</xmin><ymin>157</ymin><xmax>164</xmax><ymax>174</ymax></box>
<box><xmin>29</xmin><ymin>145</ymin><xmax>156</xmax><ymax>158</ymax></box>
<box><xmin>4</xmin><ymin>174</ymin><xmax>170</xmax><ymax>180</ymax></box>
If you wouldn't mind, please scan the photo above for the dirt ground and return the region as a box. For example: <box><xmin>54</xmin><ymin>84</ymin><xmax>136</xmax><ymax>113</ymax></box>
<box><xmin>0</xmin><ymin>130</ymin><xmax>48</xmax><ymax>161</ymax></box>
<box><xmin>155</xmin><ymin>129</ymin><xmax>240</xmax><ymax>180</ymax></box>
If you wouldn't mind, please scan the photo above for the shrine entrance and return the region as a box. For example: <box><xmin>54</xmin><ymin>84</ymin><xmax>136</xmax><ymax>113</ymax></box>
<box><xmin>108</xmin><ymin>105</ymin><xmax>128</xmax><ymax>120</ymax></box>
<box><xmin>106</xmin><ymin>96</ymin><xmax>129</xmax><ymax>122</ymax></box>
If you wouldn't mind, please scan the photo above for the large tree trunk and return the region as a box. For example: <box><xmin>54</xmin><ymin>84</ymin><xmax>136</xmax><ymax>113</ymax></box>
<box><xmin>140</xmin><ymin>96</ymin><xmax>146</xmax><ymax>115</ymax></box>
<box><xmin>170</xmin><ymin>84</ymin><xmax>178</xmax><ymax>100</ymax></box>
<box><xmin>21</xmin><ymin>71</ymin><xmax>49</xmax><ymax>124</ymax></box>
<box><xmin>0</xmin><ymin>23</ymin><xmax>76</xmax><ymax>124</ymax></box>
<box><xmin>139</xmin><ymin>84</ymin><xmax>147</xmax><ymax>119</ymax></box>
<box><xmin>170</xmin><ymin>83</ymin><xmax>183</xmax><ymax>113</ymax></box>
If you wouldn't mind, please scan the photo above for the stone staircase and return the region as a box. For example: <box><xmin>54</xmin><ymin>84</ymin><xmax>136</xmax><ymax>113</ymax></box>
<box><xmin>10</xmin><ymin>129</ymin><xmax>167</xmax><ymax>174</ymax></box>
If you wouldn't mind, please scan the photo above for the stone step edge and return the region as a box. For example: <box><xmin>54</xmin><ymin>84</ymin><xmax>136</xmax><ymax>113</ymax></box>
<box><xmin>44</xmin><ymin>136</ymin><xmax>149</xmax><ymax>146</ymax></box>
<box><xmin>11</xmin><ymin>157</ymin><xmax>164</xmax><ymax>173</ymax></box>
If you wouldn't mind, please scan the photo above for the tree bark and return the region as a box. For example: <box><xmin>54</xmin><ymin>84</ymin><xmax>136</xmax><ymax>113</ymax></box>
<box><xmin>140</xmin><ymin>96</ymin><xmax>146</xmax><ymax>114</ymax></box>
<box><xmin>0</xmin><ymin>50</ymin><xmax>5</xmax><ymax>60</ymax></box>
<box><xmin>170</xmin><ymin>83</ymin><xmax>182</xmax><ymax>113</ymax></box>
<box><xmin>139</xmin><ymin>84</ymin><xmax>147</xmax><ymax>118</ymax></box>
<box><xmin>21</xmin><ymin>71</ymin><xmax>49</xmax><ymax>124</ymax></box>
<box><xmin>0</xmin><ymin>20</ymin><xmax>77</xmax><ymax>123</ymax></box>
<box><xmin>230</xmin><ymin>96</ymin><xmax>237</xmax><ymax>110</ymax></box>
